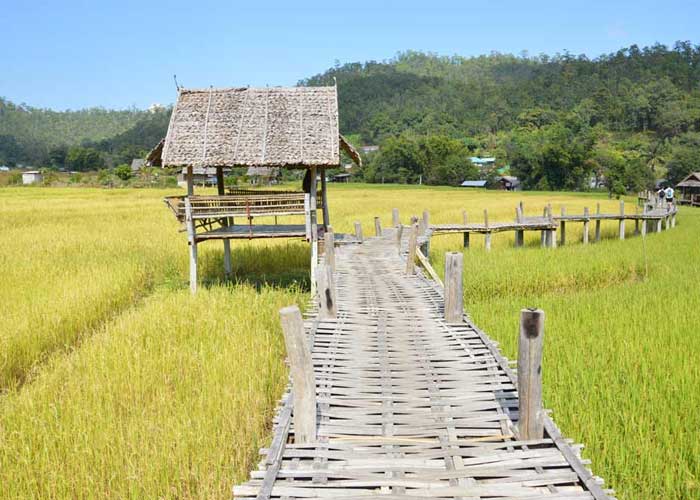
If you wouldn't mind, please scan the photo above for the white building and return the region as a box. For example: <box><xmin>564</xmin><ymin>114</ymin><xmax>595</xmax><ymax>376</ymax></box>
<box><xmin>22</xmin><ymin>170</ymin><xmax>43</xmax><ymax>185</ymax></box>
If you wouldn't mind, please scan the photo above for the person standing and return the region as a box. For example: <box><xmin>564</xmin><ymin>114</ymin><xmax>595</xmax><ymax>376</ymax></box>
<box><xmin>664</xmin><ymin>185</ymin><xmax>675</xmax><ymax>209</ymax></box>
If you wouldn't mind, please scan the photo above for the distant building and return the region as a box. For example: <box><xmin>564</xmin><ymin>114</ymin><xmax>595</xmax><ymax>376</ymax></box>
<box><xmin>246</xmin><ymin>166</ymin><xmax>280</xmax><ymax>185</ymax></box>
<box><xmin>460</xmin><ymin>180</ymin><xmax>487</xmax><ymax>188</ymax></box>
<box><xmin>499</xmin><ymin>175</ymin><xmax>521</xmax><ymax>191</ymax></box>
<box><xmin>0</xmin><ymin>165</ymin><xmax>10</xmax><ymax>172</ymax></box>
<box><xmin>360</xmin><ymin>145</ymin><xmax>379</xmax><ymax>154</ymax></box>
<box><xmin>332</xmin><ymin>172</ymin><xmax>352</xmax><ymax>183</ymax></box>
<box><xmin>130</xmin><ymin>159</ymin><xmax>145</xmax><ymax>172</ymax></box>
<box><xmin>469</xmin><ymin>157</ymin><xmax>496</xmax><ymax>168</ymax></box>
<box><xmin>676</xmin><ymin>172</ymin><xmax>700</xmax><ymax>206</ymax></box>
<box><xmin>22</xmin><ymin>170</ymin><xmax>43</xmax><ymax>185</ymax></box>
<box><xmin>177</xmin><ymin>167</ymin><xmax>229</xmax><ymax>188</ymax></box>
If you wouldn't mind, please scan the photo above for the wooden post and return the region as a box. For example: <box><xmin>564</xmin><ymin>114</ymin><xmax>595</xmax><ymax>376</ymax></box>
<box><xmin>392</xmin><ymin>208</ymin><xmax>400</xmax><ymax>227</ymax></box>
<box><xmin>518</xmin><ymin>308</ymin><xmax>545</xmax><ymax>440</ymax></box>
<box><xmin>309</xmin><ymin>167</ymin><xmax>318</xmax><ymax>297</ymax></box>
<box><xmin>184</xmin><ymin>197</ymin><xmax>198</xmax><ymax>294</ymax></box>
<box><xmin>618</xmin><ymin>200</ymin><xmax>625</xmax><ymax>240</ymax></box>
<box><xmin>374</xmin><ymin>216</ymin><xmax>382</xmax><ymax>237</ymax></box>
<box><xmin>406</xmin><ymin>223</ymin><xmax>419</xmax><ymax>275</ymax></box>
<box><xmin>484</xmin><ymin>209</ymin><xmax>491</xmax><ymax>251</ymax></box>
<box><xmin>671</xmin><ymin>210</ymin><xmax>676</xmax><ymax>228</ymax></box>
<box><xmin>462</xmin><ymin>210</ymin><xmax>468</xmax><ymax>225</ymax></box>
<box><xmin>582</xmin><ymin>207</ymin><xmax>589</xmax><ymax>245</ymax></box>
<box><xmin>595</xmin><ymin>203</ymin><xmax>601</xmax><ymax>242</ymax></box>
<box><xmin>463</xmin><ymin>232</ymin><xmax>470</xmax><ymax>249</ymax></box>
<box><xmin>396</xmin><ymin>224</ymin><xmax>403</xmax><ymax>255</ymax></box>
<box><xmin>324</xmin><ymin>228</ymin><xmax>335</xmax><ymax>273</ymax></box>
<box><xmin>320</xmin><ymin>169</ymin><xmax>330</xmax><ymax>230</ymax></box>
<box><xmin>559</xmin><ymin>206</ymin><xmax>566</xmax><ymax>246</ymax></box>
<box><xmin>546</xmin><ymin>205</ymin><xmax>556</xmax><ymax>249</ymax></box>
<box><xmin>444</xmin><ymin>252</ymin><xmax>464</xmax><ymax>323</ymax></box>
<box><xmin>279</xmin><ymin>305</ymin><xmax>317</xmax><ymax>444</ymax></box>
<box><xmin>540</xmin><ymin>207</ymin><xmax>547</xmax><ymax>248</ymax></box>
<box><xmin>216</xmin><ymin>168</ymin><xmax>232</xmax><ymax>278</ymax></box>
<box><xmin>641</xmin><ymin>215</ymin><xmax>647</xmax><ymax>237</ymax></box>
<box><xmin>515</xmin><ymin>206</ymin><xmax>524</xmax><ymax>247</ymax></box>
<box><xmin>315</xmin><ymin>263</ymin><xmax>336</xmax><ymax>319</ymax></box>
<box><xmin>656</xmin><ymin>217</ymin><xmax>662</xmax><ymax>233</ymax></box>
<box><xmin>186</xmin><ymin>165</ymin><xmax>194</xmax><ymax>196</ymax></box>
<box><xmin>422</xmin><ymin>210</ymin><xmax>430</xmax><ymax>233</ymax></box>
<box><xmin>354</xmin><ymin>221</ymin><xmax>363</xmax><ymax>242</ymax></box>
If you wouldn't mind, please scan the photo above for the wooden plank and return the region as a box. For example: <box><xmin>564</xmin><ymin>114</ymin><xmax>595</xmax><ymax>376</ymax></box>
<box><xmin>279</xmin><ymin>306</ymin><xmax>317</xmax><ymax>444</ymax></box>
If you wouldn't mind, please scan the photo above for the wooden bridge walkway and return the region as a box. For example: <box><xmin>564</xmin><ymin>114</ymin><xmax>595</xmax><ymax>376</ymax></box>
<box><xmin>234</xmin><ymin>227</ymin><xmax>614</xmax><ymax>499</ymax></box>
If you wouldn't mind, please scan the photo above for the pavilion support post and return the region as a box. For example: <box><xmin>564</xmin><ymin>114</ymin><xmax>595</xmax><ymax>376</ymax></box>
<box><xmin>374</xmin><ymin>217</ymin><xmax>382</xmax><ymax>237</ymax></box>
<box><xmin>484</xmin><ymin>209</ymin><xmax>491</xmax><ymax>251</ymax></box>
<box><xmin>320</xmin><ymin>169</ymin><xmax>329</xmax><ymax>230</ymax></box>
<box><xmin>619</xmin><ymin>200</ymin><xmax>625</xmax><ymax>240</ymax></box>
<box><xmin>309</xmin><ymin>167</ymin><xmax>318</xmax><ymax>297</ymax></box>
<box><xmin>582</xmin><ymin>207</ymin><xmax>590</xmax><ymax>245</ymax></box>
<box><xmin>444</xmin><ymin>252</ymin><xmax>464</xmax><ymax>323</ymax></box>
<box><xmin>518</xmin><ymin>308</ymin><xmax>545</xmax><ymax>441</ymax></box>
<box><xmin>406</xmin><ymin>223</ymin><xmax>419</xmax><ymax>275</ymax></box>
<box><xmin>595</xmin><ymin>203</ymin><xmax>601</xmax><ymax>242</ymax></box>
<box><xmin>315</xmin><ymin>263</ymin><xmax>336</xmax><ymax>319</ymax></box>
<box><xmin>560</xmin><ymin>206</ymin><xmax>566</xmax><ymax>246</ymax></box>
<box><xmin>184</xmin><ymin>197</ymin><xmax>198</xmax><ymax>294</ymax></box>
<box><xmin>186</xmin><ymin>166</ymin><xmax>194</xmax><ymax>196</ymax></box>
<box><xmin>324</xmin><ymin>228</ymin><xmax>335</xmax><ymax>273</ymax></box>
<box><xmin>279</xmin><ymin>305</ymin><xmax>317</xmax><ymax>444</ymax></box>
<box><xmin>392</xmin><ymin>208</ymin><xmax>400</xmax><ymax>227</ymax></box>
<box><xmin>216</xmin><ymin>168</ymin><xmax>232</xmax><ymax>278</ymax></box>
<box><xmin>354</xmin><ymin>221</ymin><xmax>363</xmax><ymax>242</ymax></box>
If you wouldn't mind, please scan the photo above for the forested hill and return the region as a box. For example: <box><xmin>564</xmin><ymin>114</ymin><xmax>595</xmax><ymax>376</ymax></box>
<box><xmin>2</xmin><ymin>41</ymin><xmax>699</xmax><ymax>190</ymax></box>
<box><xmin>303</xmin><ymin>43</ymin><xmax>700</xmax><ymax>142</ymax></box>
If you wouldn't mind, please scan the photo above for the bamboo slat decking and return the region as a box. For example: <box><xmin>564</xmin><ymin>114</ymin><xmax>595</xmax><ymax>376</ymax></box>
<box><xmin>233</xmin><ymin>226</ymin><xmax>614</xmax><ymax>499</ymax></box>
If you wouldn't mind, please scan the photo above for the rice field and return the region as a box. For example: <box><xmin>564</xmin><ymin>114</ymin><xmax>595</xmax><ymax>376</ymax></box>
<box><xmin>0</xmin><ymin>184</ymin><xmax>698</xmax><ymax>499</ymax></box>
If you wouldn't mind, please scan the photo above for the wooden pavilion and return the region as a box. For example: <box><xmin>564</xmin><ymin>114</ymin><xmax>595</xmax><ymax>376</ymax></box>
<box><xmin>149</xmin><ymin>85</ymin><xmax>361</xmax><ymax>292</ymax></box>
<box><xmin>676</xmin><ymin>171</ymin><xmax>700</xmax><ymax>206</ymax></box>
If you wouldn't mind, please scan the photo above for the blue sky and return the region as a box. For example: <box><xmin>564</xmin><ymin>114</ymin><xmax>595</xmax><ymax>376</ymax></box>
<box><xmin>2</xmin><ymin>0</ymin><xmax>698</xmax><ymax>110</ymax></box>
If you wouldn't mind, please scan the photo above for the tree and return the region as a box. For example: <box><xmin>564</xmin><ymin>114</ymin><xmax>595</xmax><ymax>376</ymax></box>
<box><xmin>65</xmin><ymin>147</ymin><xmax>105</xmax><ymax>171</ymax></box>
<box><xmin>114</xmin><ymin>164</ymin><xmax>132</xmax><ymax>181</ymax></box>
<box><xmin>666</xmin><ymin>132</ymin><xmax>700</xmax><ymax>184</ymax></box>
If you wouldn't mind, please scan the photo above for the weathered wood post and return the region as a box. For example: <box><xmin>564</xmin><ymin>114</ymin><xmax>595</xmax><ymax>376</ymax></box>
<box><xmin>422</xmin><ymin>210</ymin><xmax>430</xmax><ymax>234</ymax></box>
<box><xmin>484</xmin><ymin>209</ymin><xmax>491</xmax><ymax>251</ymax></box>
<box><xmin>546</xmin><ymin>205</ymin><xmax>556</xmax><ymax>248</ymax></box>
<box><xmin>444</xmin><ymin>252</ymin><xmax>464</xmax><ymax>323</ymax></box>
<box><xmin>634</xmin><ymin>206</ymin><xmax>640</xmax><ymax>235</ymax></box>
<box><xmin>324</xmin><ymin>227</ymin><xmax>335</xmax><ymax>273</ymax></box>
<box><xmin>392</xmin><ymin>208</ymin><xmax>400</xmax><ymax>227</ymax></box>
<box><xmin>309</xmin><ymin>166</ymin><xmax>319</xmax><ymax>296</ymax></box>
<box><xmin>595</xmin><ymin>203</ymin><xmax>601</xmax><ymax>242</ymax></box>
<box><xmin>671</xmin><ymin>206</ymin><xmax>677</xmax><ymax>228</ymax></box>
<box><xmin>462</xmin><ymin>210</ymin><xmax>468</xmax><ymax>225</ymax></box>
<box><xmin>515</xmin><ymin>207</ymin><xmax>524</xmax><ymax>248</ymax></box>
<box><xmin>518</xmin><ymin>308</ymin><xmax>545</xmax><ymax>440</ymax></box>
<box><xmin>560</xmin><ymin>206</ymin><xmax>566</xmax><ymax>246</ymax></box>
<box><xmin>315</xmin><ymin>263</ymin><xmax>336</xmax><ymax>319</ymax></box>
<box><xmin>419</xmin><ymin>210</ymin><xmax>430</xmax><ymax>257</ymax></box>
<box><xmin>320</xmin><ymin>170</ymin><xmax>330</xmax><ymax>230</ymax></box>
<box><xmin>462</xmin><ymin>211</ymin><xmax>470</xmax><ymax>248</ymax></box>
<box><xmin>582</xmin><ymin>207</ymin><xmax>590</xmax><ymax>245</ymax></box>
<box><xmin>656</xmin><ymin>215</ymin><xmax>662</xmax><ymax>233</ymax></box>
<box><xmin>216</xmin><ymin>167</ymin><xmax>232</xmax><ymax>278</ymax></box>
<box><xmin>406</xmin><ymin>223</ymin><xmax>419</xmax><ymax>275</ymax></box>
<box><xmin>374</xmin><ymin>216</ymin><xmax>382</xmax><ymax>237</ymax></box>
<box><xmin>354</xmin><ymin>221</ymin><xmax>363</xmax><ymax>243</ymax></box>
<box><xmin>540</xmin><ymin>207</ymin><xmax>547</xmax><ymax>248</ymax></box>
<box><xmin>279</xmin><ymin>305</ymin><xmax>317</xmax><ymax>444</ymax></box>
<box><xmin>396</xmin><ymin>224</ymin><xmax>403</xmax><ymax>255</ymax></box>
<box><xmin>618</xmin><ymin>200</ymin><xmax>625</xmax><ymax>240</ymax></box>
<box><xmin>184</xmin><ymin>197</ymin><xmax>198</xmax><ymax>294</ymax></box>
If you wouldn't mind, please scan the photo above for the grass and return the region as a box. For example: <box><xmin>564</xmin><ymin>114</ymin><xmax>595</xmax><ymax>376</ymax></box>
<box><xmin>0</xmin><ymin>184</ymin><xmax>698</xmax><ymax>499</ymax></box>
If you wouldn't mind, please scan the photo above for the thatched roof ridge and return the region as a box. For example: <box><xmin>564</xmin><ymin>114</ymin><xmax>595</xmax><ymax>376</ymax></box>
<box><xmin>160</xmin><ymin>86</ymin><xmax>348</xmax><ymax>169</ymax></box>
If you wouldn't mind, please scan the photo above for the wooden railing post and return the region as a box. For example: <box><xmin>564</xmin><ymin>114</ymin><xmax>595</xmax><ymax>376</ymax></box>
<box><xmin>324</xmin><ymin>227</ymin><xmax>335</xmax><ymax>273</ymax></box>
<box><xmin>279</xmin><ymin>305</ymin><xmax>317</xmax><ymax>444</ymax></box>
<box><xmin>396</xmin><ymin>224</ymin><xmax>403</xmax><ymax>255</ymax></box>
<box><xmin>518</xmin><ymin>308</ymin><xmax>545</xmax><ymax>440</ymax></box>
<box><xmin>515</xmin><ymin>207</ymin><xmax>524</xmax><ymax>247</ymax></box>
<box><xmin>582</xmin><ymin>207</ymin><xmax>590</xmax><ymax>245</ymax></box>
<box><xmin>354</xmin><ymin>221</ymin><xmax>363</xmax><ymax>243</ymax></box>
<box><xmin>462</xmin><ymin>210</ymin><xmax>468</xmax><ymax>225</ymax></box>
<box><xmin>422</xmin><ymin>210</ymin><xmax>430</xmax><ymax>234</ymax></box>
<box><xmin>406</xmin><ymin>223</ymin><xmax>419</xmax><ymax>275</ymax></box>
<box><xmin>462</xmin><ymin>211</ymin><xmax>470</xmax><ymax>249</ymax></box>
<box><xmin>484</xmin><ymin>209</ymin><xmax>491</xmax><ymax>251</ymax></box>
<box><xmin>560</xmin><ymin>206</ymin><xmax>566</xmax><ymax>246</ymax></box>
<box><xmin>619</xmin><ymin>200</ymin><xmax>625</xmax><ymax>240</ymax></box>
<box><xmin>444</xmin><ymin>252</ymin><xmax>464</xmax><ymax>323</ymax></box>
<box><xmin>315</xmin><ymin>263</ymin><xmax>336</xmax><ymax>319</ymax></box>
<box><xmin>540</xmin><ymin>207</ymin><xmax>547</xmax><ymax>248</ymax></box>
<box><xmin>392</xmin><ymin>208</ymin><xmax>400</xmax><ymax>227</ymax></box>
<box><xmin>595</xmin><ymin>203</ymin><xmax>601</xmax><ymax>242</ymax></box>
<box><xmin>374</xmin><ymin>217</ymin><xmax>382</xmax><ymax>237</ymax></box>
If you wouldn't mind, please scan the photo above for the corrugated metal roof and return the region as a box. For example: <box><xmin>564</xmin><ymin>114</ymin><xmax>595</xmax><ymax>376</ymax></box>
<box><xmin>460</xmin><ymin>180</ymin><xmax>487</xmax><ymax>187</ymax></box>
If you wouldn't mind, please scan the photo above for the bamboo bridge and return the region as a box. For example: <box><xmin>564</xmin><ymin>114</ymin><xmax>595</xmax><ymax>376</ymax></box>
<box><xmin>229</xmin><ymin>204</ymin><xmax>653</xmax><ymax>499</ymax></box>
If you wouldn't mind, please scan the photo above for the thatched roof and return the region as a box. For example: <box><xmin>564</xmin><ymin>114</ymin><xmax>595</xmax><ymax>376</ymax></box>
<box><xmin>146</xmin><ymin>139</ymin><xmax>164</xmax><ymax>167</ymax></box>
<box><xmin>157</xmin><ymin>86</ymin><xmax>360</xmax><ymax>169</ymax></box>
<box><xmin>677</xmin><ymin>172</ymin><xmax>700</xmax><ymax>188</ymax></box>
